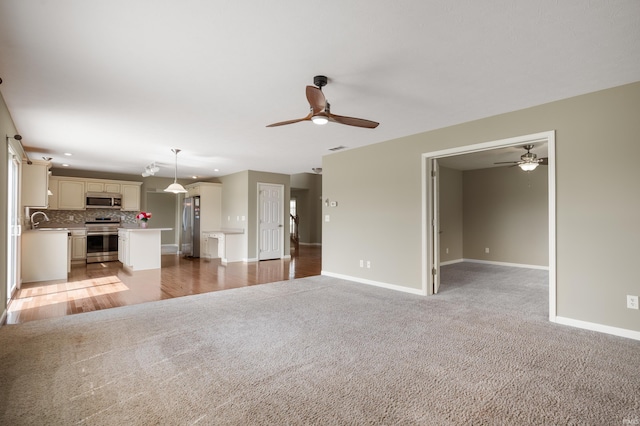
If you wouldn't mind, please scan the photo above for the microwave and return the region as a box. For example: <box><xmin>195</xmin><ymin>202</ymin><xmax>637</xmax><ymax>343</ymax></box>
<box><xmin>86</xmin><ymin>192</ymin><xmax>122</xmax><ymax>209</ymax></box>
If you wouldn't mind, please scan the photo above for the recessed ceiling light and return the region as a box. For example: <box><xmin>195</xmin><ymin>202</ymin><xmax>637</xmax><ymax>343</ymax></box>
<box><xmin>64</xmin><ymin>152</ymin><xmax>72</xmax><ymax>156</ymax></box>
<box><xmin>62</xmin><ymin>163</ymin><xmax>69</xmax><ymax>167</ymax></box>
<box><xmin>214</xmin><ymin>168</ymin><xmax>219</xmax><ymax>172</ymax></box>
<box><xmin>192</xmin><ymin>176</ymin><xmax>198</xmax><ymax>179</ymax></box>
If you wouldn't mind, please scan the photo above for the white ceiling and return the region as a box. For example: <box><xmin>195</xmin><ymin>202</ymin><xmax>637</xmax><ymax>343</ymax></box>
<box><xmin>1</xmin><ymin>1</ymin><xmax>639</xmax><ymax>179</ymax></box>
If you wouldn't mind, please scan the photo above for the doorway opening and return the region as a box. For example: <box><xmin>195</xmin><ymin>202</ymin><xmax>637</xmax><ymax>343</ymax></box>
<box><xmin>422</xmin><ymin>131</ymin><xmax>556</xmax><ymax>321</ymax></box>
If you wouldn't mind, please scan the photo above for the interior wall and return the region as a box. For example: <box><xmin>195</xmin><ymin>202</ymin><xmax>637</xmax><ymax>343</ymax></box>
<box><xmin>291</xmin><ymin>172</ymin><xmax>322</xmax><ymax>244</ymax></box>
<box><xmin>322</xmin><ymin>81</ymin><xmax>640</xmax><ymax>333</ymax></box>
<box><xmin>438</xmin><ymin>166</ymin><xmax>463</xmax><ymax>262</ymax></box>
<box><xmin>219</xmin><ymin>171</ymin><xmax>249</xmax><ymax>259</ymax></box>
<box><xmin>146</xmin><ymin>192</ymin><xmax>177</xmax><ymax>245</ymax></box>
<box><xmin>462</xmin><ymin>165</ymin><xmax>548</xmax><ymax>266</ymax></box>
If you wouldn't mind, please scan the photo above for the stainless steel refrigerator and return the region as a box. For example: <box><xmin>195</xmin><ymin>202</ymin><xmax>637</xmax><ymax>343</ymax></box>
<box><xmin>181</xmin><ymin>196</ymin><xmax>201</xmax><ymax>257</ymax></box>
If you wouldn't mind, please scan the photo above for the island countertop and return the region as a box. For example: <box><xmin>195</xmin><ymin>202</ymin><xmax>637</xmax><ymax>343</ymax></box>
<box><xmin>119</xmin><ymin>226</ymin><xmax>173</xmax><ymax>231</ymax></box>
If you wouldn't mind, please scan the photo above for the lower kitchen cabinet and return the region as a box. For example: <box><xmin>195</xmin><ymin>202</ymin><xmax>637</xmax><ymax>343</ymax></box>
<box><xmin>22</xmin><ymin>230</ymin><xmax>68</xmax><ymax>282</ymax></box>
<box><xmin>118</xmin><ymin>229</ymin><xmax>130</xmax><ymax>266</ymax></box>
<box><xmin>70</xmin><ymin>229</ymin><xmax>87</xmax><ymax>261</ymax></box>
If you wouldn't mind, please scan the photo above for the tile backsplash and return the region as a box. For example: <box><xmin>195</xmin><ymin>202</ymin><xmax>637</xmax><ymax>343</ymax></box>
<box><xmin>27</xmin><ymin>209</ymin><xmax>138</xmax><ymax>227</ymax></box>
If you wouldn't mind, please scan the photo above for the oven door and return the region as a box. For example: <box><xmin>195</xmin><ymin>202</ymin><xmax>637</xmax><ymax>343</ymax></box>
<box><xmin>86</xmin><ymin>232</ymin><xmax>119</xmax><ymax>263</ymax></box>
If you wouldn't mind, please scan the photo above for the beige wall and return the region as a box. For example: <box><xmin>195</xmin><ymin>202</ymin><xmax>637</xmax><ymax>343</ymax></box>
<box><xmin>219</xmin><ymin>170</ymin><xmax>249</xmax><ymax>259</ymax></box>
<box><xmin>219</xmin><ymin>170</ymin><xmax>290</xmax><ymax>260</ymax></box>
<box><xmin>323</xmin><ymin>81</ymin><xmax>640</xmax><ymax>333</ymax></box>
<box><xmin>463</xmin><ymin>165</ymin><xmax>548</xmax><ymax>266</ymax></box>
<box><xmin>291</xmin><ymin>172</ymin><xmax>323</xmax><ymax>244</ymax></box>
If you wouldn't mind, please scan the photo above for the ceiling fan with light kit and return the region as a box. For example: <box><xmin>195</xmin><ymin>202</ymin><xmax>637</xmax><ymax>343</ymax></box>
<box><xmin>494</xmin><ymin>144</ymin><xmax>548</xmax><ymax>171</ymax></box>
<box><xmin>266</xmin><ymin>75</ymin><xmax>379</xmax><ymax>129</ymax></box>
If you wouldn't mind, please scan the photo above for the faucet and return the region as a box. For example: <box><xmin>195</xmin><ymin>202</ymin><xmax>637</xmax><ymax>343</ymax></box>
<box><xmin>30</xmin><ymin>211</ymin><xmax>50</xmax><ymax>229</ymax></box>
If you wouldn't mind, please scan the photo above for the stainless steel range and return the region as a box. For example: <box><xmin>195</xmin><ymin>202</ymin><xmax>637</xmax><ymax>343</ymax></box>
<box><xmin>85</xmin><ymin>217</ymin><xmax>121</xmax><ymax>263</ymax></box>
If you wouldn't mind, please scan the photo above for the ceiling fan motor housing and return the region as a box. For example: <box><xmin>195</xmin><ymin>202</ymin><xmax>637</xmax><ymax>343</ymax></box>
<box><xmin>314</xmin><ymin>75</ymin><xmax>328</xmax><ymax>88</ymax></box>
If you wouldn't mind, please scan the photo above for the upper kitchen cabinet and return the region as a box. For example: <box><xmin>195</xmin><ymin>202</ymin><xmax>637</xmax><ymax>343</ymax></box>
<box><xmin>86</xmin><ymin>181</ymin><xmax>121</xmax><ymax>194</ymax></box>
<box><xmin>58</xmin><ymin>179</ymin><xmax>86</xmax><ymax>210</ymax></box>
<box><xmin>121</xmin><ymin>183</ymin><xmax>142</xmax><ymax>211</ymax></box>
<box><xmin>48</xmin><ymin>176</ymin><xmax>141</xmax><ymax>211</ymax></box>
<box><xmin>21</xmin><ymin>160</ymin><xmax>51</xmax><ymax>208</ymax></box>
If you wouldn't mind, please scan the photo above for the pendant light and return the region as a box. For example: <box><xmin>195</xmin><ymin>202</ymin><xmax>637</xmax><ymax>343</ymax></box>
<box><xmin>164</xmin><ymin>148</ymin><xmax>188</xmax><ymax>194</ymax></box>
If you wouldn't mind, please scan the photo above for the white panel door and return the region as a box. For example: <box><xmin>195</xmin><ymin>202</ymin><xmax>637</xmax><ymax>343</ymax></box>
<box><xmin>258</xmin><ymin>183</ymin><xmax>284</xmax><ymax>260</ymax></box>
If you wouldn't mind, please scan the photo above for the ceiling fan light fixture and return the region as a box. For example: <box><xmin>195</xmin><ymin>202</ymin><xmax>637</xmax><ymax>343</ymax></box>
<box><xmin>311</xmin><ymin>115</ymin><xmax>328</xmax><ymax>125</ymax></box>
<box><xmin>519</xmin><ymin>162</ymin><xmax>539</xmax><ymax>172</ymax></box>
<box><xmin>164</xmin><ymin>148</ymin><xmax>188</xmax><ymax>194</ymax></box>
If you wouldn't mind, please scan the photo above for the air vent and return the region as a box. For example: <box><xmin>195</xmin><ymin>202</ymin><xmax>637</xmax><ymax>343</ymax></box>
<box><xmin>328</xmin><ymin>145</ymin><xmax>347</xmax><ymax>152</ymax></box>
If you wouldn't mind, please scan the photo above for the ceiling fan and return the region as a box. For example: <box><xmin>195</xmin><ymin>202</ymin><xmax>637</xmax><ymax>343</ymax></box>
<box><xmin>494</xmin><ymin>144</ymin><xmax>548</xmax><ymax>171</ymax></box>
<box><xmin>266</xmin><ymin>75</ymin><xmax>379</xmax><ymax>129</ymax></box>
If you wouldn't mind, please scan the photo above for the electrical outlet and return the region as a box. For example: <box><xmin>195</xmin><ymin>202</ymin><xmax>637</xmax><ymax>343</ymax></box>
<box><xmin>485</xmin><ymin>247</ymin><xmax>490</xmax><ymax>254</ymax></box>
<box><xmin>366</xmin><ymin>260</ymin><xmax>371</xmax><ymax>269</ymax></box>
<box><xmin>325</xmin><ymin>215</ymin><xmax>330</xmax><ymax>222</ymax></box>
<box><xmin>359</xmin><ymin>260</ymin><xmax>364</xmax><ymax>268</ymax></box>
<box><xmin>69</xmin><ymin>215</ymin><xmax>74</xmax><ymax>221</ymax></box>
<box><xmin>627</xmin><ymin>295</ymin><xmax>639</xmax><ymax>310</ymax></box>
<box><xmin>446</xmin><ymin>248</ymin><xmax>449</xmax><ymax>254</ymax></box>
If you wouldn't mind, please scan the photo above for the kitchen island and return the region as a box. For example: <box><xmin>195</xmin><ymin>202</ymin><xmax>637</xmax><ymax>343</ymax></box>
<box><xmin>118</xmin><ymin>227</ymin><xmax>172</xmax><ymax>271</ymax></box>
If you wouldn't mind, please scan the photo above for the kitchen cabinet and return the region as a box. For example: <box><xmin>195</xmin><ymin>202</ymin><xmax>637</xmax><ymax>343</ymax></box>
<box><xmin>47</xmin><ymin>176</ymin><xmax>141</xmax><ymax>211</ymax></box>
<box><xmin>86</xmin><ymin>181</ymin><xmax>121</xmax><ymax>193</ymax></box>
<box><xmin>58</xmin><ymin>180</ymin><xmax>86</xmax><ymax>210</ymax></box>
<box><xmin>118</xmin><ymin>229</ymin><xmax>130</xmax><ymax>266</ymax></box>
<box><xmin>70</xmin><ymin>229</ymin><xmax>87</xmax><ymax>261</ymax></box>
<box><xmin>21</xmin><ymin>159</ymin><xmax>51</xmax><ymax>208</ymax></box>
<box><xmin>22</xmin><ymin>230</ymin><xmax>68</xmax><ymax>282</ymax></box>
<box><xmin>185</xmin><ymin>182</ymin><xmax>222</xmax><ymax>257</ymax></box>
<box><xmin>121</xmin><ymin>183</ymin><xmax>141</xmax><ymax>211</ymax></box>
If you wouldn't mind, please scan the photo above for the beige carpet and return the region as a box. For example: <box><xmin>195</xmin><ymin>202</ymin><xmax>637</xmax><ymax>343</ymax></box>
<box><xmin>0</xmin><ymin>264</ymin><xmax>639</xmax><ymax>425</ymax></box>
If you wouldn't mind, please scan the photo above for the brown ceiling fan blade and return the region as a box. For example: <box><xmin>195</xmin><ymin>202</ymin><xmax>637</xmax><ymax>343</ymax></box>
<box><xmin>328</xmin><ymin>113</ymin><xmax>379</xmax><ymax>129</ymax></box>
<box><xmin>306</xmin><ymin>86</ymin><xmax>326</xmax><ymax>114</ymax></box>
<box><xmin>538</xmin><ymin>157</ymin><xmax>548</xmax><ymax>165</ymax></box>
<box><xmin>266</xmin><ymin>113</ymin><xmax>312</xmax><ymax>128</ymax></box>
<box><xmin>494</xmin><ymin>161</ymin><xmax>519</xmax><ymax>165</ymax></box>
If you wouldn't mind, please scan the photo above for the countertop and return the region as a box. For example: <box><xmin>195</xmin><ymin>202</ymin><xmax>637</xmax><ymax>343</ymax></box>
<box><xmin>119</xmin><ymin>226</ymin><xmax>173</xmax><ymax>232</ymax></box>
<box><xmin>35</xmin><ymin>223</ymin><xmax>87</xmax><ymax>230</ymax></box>
<box><xmin>202</xmin><ymin>228</ymin><xmax>245</xmax><ymax>235</ymax></box>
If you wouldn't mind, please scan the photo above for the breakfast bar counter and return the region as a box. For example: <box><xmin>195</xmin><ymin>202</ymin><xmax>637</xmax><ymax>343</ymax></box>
<box><xmin>201</xmin><ymin>228</ymin><xmax>245</xmax><ymax>263</ymax></box>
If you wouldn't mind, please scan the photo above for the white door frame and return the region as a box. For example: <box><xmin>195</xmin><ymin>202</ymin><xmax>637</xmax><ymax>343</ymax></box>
<box><xmin>421</xmin><ymin>130</ymin><xmax>556</xmax><ymax>321</ymax></box>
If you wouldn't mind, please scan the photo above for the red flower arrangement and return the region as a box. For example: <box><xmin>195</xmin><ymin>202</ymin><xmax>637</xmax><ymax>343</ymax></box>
<box><xmin>136</xmin><ymin>212</ymin><xmax>152</xmax><ymax>222</ymax></box>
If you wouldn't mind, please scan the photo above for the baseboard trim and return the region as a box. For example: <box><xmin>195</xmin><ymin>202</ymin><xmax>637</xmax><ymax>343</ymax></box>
<box><xmin>463</xmin><ymin>258</ymin><xmax>549</xmax><ymax>270</ymax></box>
<box><xmin>440</xmin><ymin>259</ymin><xmax>464</xmax><ymax>266</ymax></box>
<box><xmin>321</xmin><ymin>271</ymin><xmax>425</xmax><ymax>296</ymax></box>
<box><xmin>554</xmin><ymin>316</ymin><xmax>640</xmax><ymax>341</ymax></box>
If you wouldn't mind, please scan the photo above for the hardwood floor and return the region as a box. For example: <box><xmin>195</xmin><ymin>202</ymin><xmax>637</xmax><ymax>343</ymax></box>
<box><xmin>6</xmin><ymin>244</ymin><xmax>321</xmax><ymax>325</ymax></box>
